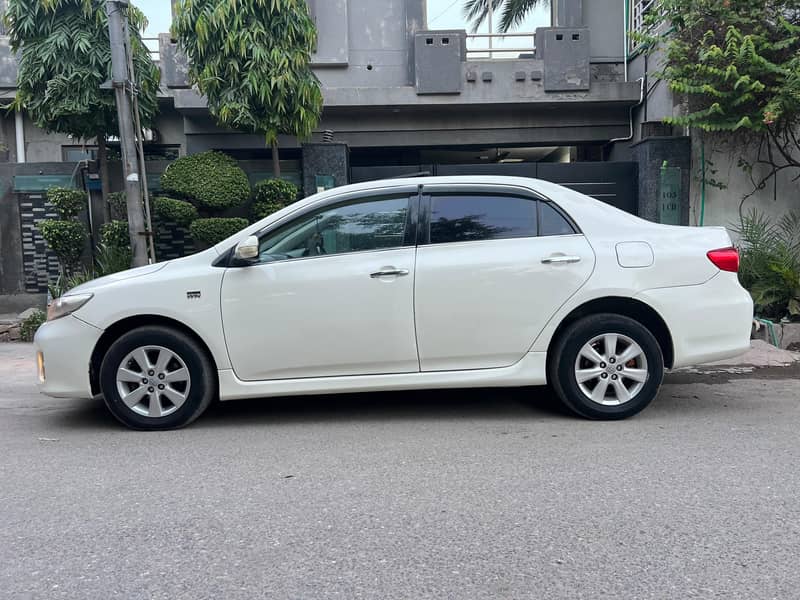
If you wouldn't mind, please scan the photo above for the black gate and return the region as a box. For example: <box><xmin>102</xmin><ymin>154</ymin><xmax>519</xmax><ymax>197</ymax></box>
<box><xmin>351</xmin><ymin>161</ymin><xmax>638</xmax><ymax>215</ymax></box>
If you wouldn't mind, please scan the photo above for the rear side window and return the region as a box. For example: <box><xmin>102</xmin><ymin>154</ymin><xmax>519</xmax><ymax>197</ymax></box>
<box><xmin>540</xmin><ymin>202</ymin><xmax>577</xmax><ymax>236</ymax></box>
<box><xmin>429</xmin><ymin>194</ymin><xmax>538</xmax><ymax>244</ymax></box>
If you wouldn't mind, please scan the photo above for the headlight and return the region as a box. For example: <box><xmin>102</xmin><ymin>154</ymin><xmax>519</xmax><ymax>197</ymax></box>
<box><xmin>47</xmin><ymin>293</ymin><xmax>94</xmax><ymax>321</ymax></box>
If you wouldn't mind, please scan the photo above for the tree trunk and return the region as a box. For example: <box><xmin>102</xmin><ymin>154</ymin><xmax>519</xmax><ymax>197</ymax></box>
<box><xmin>96</xmin><ymin>133</ymin><xmax>111</xmax><ymax>222</ymax></box>
<box><xmin>271</xmin><ymin>140</ymin><xmax>281</xmax><ymax>178</ymax></box>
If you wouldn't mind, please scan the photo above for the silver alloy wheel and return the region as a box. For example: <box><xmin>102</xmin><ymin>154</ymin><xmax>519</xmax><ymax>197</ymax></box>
<box><xmin>573</xmin><ymin>333</ymin><xmax>649</xmax><ymax>406</ymax></box>
<box><xmin>115</xmin><ymin>345</ymin><xmax>191</xmax><ymax>418</ymax></box>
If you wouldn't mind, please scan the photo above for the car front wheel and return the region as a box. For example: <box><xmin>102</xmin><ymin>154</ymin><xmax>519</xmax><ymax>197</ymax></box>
<box><xmin>99</xmin><ymin>326</ymin><xmax>215</xmax><ymax>430</ymax></box>
<box><xmin>548</xmin><ymin>314</ymin><xmax>664</xmax><ymax>420</ymax></box>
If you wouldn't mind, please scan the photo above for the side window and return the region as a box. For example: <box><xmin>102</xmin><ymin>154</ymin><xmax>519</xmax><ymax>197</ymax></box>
<box><xmin>257</xmin><ymin>194</ymin><xmax>409</xmax><ymax>262</ymax></box>
<box><xmin>540</xmin><ymin>202</ymin><xmax>577</xmax><ymax>236</ymax></box>
<box><xmin>429</xmin><ymin>194</ymin><xmax>538</xmax><ymax>244</ymax></box>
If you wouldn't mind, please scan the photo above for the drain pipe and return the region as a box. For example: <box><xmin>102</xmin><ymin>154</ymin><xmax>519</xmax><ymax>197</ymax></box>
<box><xmin>608</xmin><ymin>76</ymin><xmax>645</xmax><ymax>146</ymax></box>
<box><xmin>15</xmin><ymin>110</ymin><xmax>25</xmax><ymax>163</ymax></box>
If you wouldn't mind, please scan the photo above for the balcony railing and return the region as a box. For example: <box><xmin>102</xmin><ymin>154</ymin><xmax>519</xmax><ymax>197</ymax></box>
<box><xmin>142</xmin><ymin>37</ymin><xmax>161</xmax><ymax>62</ymax></box>
<box><xmin>465</xmin><ymin>32</ymin><xmax>536</xmax><ymax>60</ymax></box>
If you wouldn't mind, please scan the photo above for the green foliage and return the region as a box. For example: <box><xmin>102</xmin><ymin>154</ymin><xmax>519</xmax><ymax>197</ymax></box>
<box><xmin>4</xmin><ymin>0</ymin><xmax>160</xmax><ymax>141</ymax></box>
<box><xmin>38</xmin><ymin>219</ymin><xmax>86</xmax><ymax>269</ymax></box>
<box><xmin>160</xmin><ymin>151</ymin><xmax>251</xmax><ymax>211</ymax></box>
<box><xmin>641</xmin><ymin>0</ymin><xmax>800</xmax><ymax>189</ymax></box>
<box><xmin>463</xmin><ymin>0</ymin><xmax>549</xmax><ymax>33</ymax></box>
<box><xmin>46</xmin><ymin>187</ymin><xmax>85</xmax><ymax>219</ymax></box>
<box><xmin>108</xmin><ymin>192</ymin><xmax>128</xmax><ymax>221</ymax></box>
<box><xmin>152</xmin><ymin>196</ymin><xmax>199</xmax><ymax>227</ymax></box>
<box><xmin>190</xmin><ymin>217</ymin><xmax>249</xmax><ymax>247</ymax></box>
<box><xmin>172</xmin><ymin>0</ymin><xmax>323</xmax><ymax>148</ymax></box>
<box><xmin>252</xmin><ymin>179</ymin><xmax>299</xmax><ymax>220</ymax></box>
<box><xmin>101</xmin><ymin>220</ymin><xmax>131</xmax><ymax>252</ymax></box>
<box><xmin>735</xmin><ymin>209</ymin><xmax>800</xmax><ymax>320</ymax></box>
<box><xmin>19</xmin><ymin>310</ymin><xmax>46</xmax><ymax>342</ymax></box>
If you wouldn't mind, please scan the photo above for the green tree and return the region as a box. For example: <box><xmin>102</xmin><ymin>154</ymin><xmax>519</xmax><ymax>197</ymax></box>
<box><xmin>638</xmin><ymin>0</ymin><xmax>800</xmax><ymax>196</ymax></box>
<box><xmin>173</xmin><ymin>0</ymin><xmax>323</xmax><ymax>178</ymax></box>
<box><xmin>463</xmin><ymin>0</ymin><xmax>549</xmax><ymax>33</ymax></box>
<box><xmin>4</xmin><ymin>0</ymin><xmax>160</xmax><ymax>220</ymax></box>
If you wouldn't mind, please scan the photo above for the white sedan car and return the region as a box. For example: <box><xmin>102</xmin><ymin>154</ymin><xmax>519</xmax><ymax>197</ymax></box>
<box><xmin>35</xmin><ymin>176</ymin><xmax>753</xmax><ymax>429</ymax></box>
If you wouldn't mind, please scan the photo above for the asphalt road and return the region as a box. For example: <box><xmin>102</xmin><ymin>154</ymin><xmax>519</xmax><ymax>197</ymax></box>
<box><xmin>1</xmin><ymin>343</ymin><xmax>799</xmax><ymax>600</ymax></box>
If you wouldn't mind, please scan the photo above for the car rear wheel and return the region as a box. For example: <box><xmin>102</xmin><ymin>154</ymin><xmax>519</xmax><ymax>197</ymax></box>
<box><xmin>548</xmin><ymin>314</ymin><xmax>664</xmax><ymax>420</ymax></box>
<box><xmin>99</xmin><ymin>326</ymin><xmax>215</xmax><ymax>430</ymax></box>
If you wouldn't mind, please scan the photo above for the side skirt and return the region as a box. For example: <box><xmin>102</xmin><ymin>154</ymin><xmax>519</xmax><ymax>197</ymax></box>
<box><xmin>218</xmin><ymin>352</ymin><xmax>548</xmax><ymax>401</ymax></box>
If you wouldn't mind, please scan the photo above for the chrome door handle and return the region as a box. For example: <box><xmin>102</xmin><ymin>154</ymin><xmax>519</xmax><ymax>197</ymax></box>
<box><xmin>541</xmin><ymin>255</ymin><xmax>581</xmax><ymax>264</ymax></box>
<box><xmin>370</xmin><ymin>268</ymin><xmax>410</xmax><ymax>278</ymax></box>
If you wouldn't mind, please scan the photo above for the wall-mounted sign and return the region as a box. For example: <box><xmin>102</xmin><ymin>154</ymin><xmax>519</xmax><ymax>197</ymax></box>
<box><xmin>13</xmin><ymin>175</ymin><xmax>75</xmax><ymax>192</ymax></box>
<box><xmin>659</xmin><ymin>167</ymin><xmax>681</xmax><ymax>225</ymax></box>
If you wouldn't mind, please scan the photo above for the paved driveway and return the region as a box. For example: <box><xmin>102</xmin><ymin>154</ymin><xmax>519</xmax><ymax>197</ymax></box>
<box><xmin>1</xmin><ymin>343</ymin><xmax>799</xmax><ymax>599</ymax></box>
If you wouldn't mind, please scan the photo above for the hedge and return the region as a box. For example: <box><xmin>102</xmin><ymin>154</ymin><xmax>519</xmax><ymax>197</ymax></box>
<box><xmin>252</xmin><ymin>179</ymin><xmax>299</xmax><ymax>220</ymax></box>
<box><xmin>101</xmin><ymin>220</ymin><xmax>131</xmax><ymax>252</ymax></box>
<box><xmin>20</xmin><ymin>310</ymin><xmax>46</xmax><ymax>342</ymax></box>
<box><xmin>151</xmin><ymin>196</ymin><xmax>198</xmax><ymax>226</ymax></box>
<box><xmin>190</xmin><ymin>217</ymin><xmax>249</xmax><ymax>246</ymax></box>
<box><xmin>39</xmin><ymin>220</ymin><xmax>87</xmax><ymax>268</ymax></box>
<box><xmin>160</xmin><ymin>151</ymin><xmax>251</xmax><ymax>211</ymax></box>
<box><xmin>47</xmin><ymin>187</ymin><xmax>85</xmax><ymax>219</ymax></box>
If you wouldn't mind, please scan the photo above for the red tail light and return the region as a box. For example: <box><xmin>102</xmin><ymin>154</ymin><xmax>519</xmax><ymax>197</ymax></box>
<box><xmin>707</xmin><ymin>247</ymin><xmax>739</xmax><ymax>272</ymax></box>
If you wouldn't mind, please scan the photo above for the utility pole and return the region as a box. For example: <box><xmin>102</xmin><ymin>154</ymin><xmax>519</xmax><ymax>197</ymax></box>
<box><xmin>106</xmin><ymin>0</ymin><xmax>149</xmax><ymax>267</ymax></box>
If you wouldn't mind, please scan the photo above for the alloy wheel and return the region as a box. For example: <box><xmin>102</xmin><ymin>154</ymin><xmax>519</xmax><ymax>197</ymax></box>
<box><xmin>573</xmin><ymin>333</ymin><xmax>649</xmax><ymax>406</ymax></box>
<box><xmin>115</xmin><ymin>345</ymin><xmax>192</xmax><ymax>418</ymax></box>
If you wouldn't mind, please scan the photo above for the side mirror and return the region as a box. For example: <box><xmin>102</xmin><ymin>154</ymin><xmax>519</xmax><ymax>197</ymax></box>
<box><xmin>233</xmin><ymin>236</ymin><xmax>259</xmax><ymax>263</ymax></box>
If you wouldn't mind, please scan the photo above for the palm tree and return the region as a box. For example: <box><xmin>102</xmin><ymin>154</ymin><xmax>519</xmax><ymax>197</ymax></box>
<box><xmin>463</xmin><ymin>0</ymin><xmax>550</xmax><ymax>33</ymax></box>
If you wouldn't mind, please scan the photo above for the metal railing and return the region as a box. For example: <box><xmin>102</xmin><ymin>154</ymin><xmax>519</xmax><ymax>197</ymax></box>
<box><xmin>465</xmin><ymin>32</ymin><xmax>536</xmax><ymax>60</ymax></box>
<box><xmin>142</xmin><ymin>37</ymin><xmax>161</xmax><ymax>62</ymax></box>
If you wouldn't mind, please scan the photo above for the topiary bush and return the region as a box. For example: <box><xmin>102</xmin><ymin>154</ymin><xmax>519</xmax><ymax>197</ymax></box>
<box><xmin>161</xmin><ymin>151</ymin><xmax>251</xmax><ymax>211</ymax></box>
<box><xmin>47</xmin><ymin>187</ymin><xmax>86</xmax><ymax>219</ymax></box>
<box><xmin>108</xmin><ymin>191</ymin><xmax>128</xmax><ymax>221</ymax></box>
<box><xmin>190</xmin><ymin>217</ymin><xmax>249</xmax><ymax>246</ymax></box>
<box><xmin>20</xmin><ymin>309</ymin><xmax>46</xmax><ymax>342</ymax></box>
<box><xmin>101</xmin><ymin>220</ymin><xmax>131</xmax><ymax>252</ymax></box>
<box><xmin>152</xmin><ymin>196</ymin><xmax>198</xmax><ymax>226</ymax></box>
<box><xmin>39</xmin><ymin>220</ymin><xmax>87</xmax><ymax>270</ymax></box>
<box><xmin>252</xmin><ymin>179</ymin><xmax>299</xmax><ymax>220</ymax></box>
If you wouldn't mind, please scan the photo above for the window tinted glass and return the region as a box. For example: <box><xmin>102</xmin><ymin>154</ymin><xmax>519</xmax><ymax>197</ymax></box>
<box><xmin>430</xmin><ymin>194</ymin><xmax>537</xmax><ymax>244</ymax></box>
<box><xmin>540</xmin><ymin>202</ymin><xmax>577</xmax><ymax>236</ymax></box>
<box><xmin>257</xmin><ymin>195</ymin><xmax>409</xmax><ymax>262</ymax></box>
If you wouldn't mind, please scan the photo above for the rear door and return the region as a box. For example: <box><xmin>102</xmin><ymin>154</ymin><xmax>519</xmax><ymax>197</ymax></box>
<box><xmin>414</xmin><ymin>185</ymin><xmax>595</xmax><ymax>371</ymax></box>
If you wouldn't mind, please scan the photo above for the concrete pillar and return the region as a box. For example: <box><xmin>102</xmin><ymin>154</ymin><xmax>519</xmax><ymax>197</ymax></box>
<box><xmin>631</xmin><ymin>136</ymin><xmax>691</xmax><ymax>225</ymax></box>
<box><xmin>553</xmin><ymin>0</ymin><xmax>583</xmax><ymax>27</ymax></box>
<box><xmin>301</xmin><ymin>143</ymin><xmax>350</xmax><ymax>197</ymax></box>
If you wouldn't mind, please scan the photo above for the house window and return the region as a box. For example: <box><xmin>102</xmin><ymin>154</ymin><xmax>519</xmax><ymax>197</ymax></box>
<box><xmin>630</xmin><ymin>0</ymin><xmax>659</xmax><ymax>50</ymax></box>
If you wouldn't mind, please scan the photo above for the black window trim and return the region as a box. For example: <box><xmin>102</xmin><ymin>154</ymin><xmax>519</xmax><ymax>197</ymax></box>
<box><xmin>418</xmin><ymin>184</ymin><xmax>581</xmax><ymax>247</ymax></box>
<box><xmin>219</xmin><ymin>189</ymin><xmax>417</xmax><ymax>268</ymax></box>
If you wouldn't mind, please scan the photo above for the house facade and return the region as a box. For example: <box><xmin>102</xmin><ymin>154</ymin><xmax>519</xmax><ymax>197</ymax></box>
<box><xmin>0</xmin><ymin>0</ymin><xmax>698</xmax><ymax>310</ymax></box>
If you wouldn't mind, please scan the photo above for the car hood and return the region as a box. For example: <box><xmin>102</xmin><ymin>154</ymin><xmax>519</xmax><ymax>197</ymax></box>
<box><xmin>66</xmin><ymin>262</ymin><xmax>169</xmax><ymax>295</ymax></box>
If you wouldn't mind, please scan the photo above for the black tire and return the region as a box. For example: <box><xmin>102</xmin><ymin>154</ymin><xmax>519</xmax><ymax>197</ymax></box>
<box><xmin>548</xmin><ymin>314</ymin><xmax>664</xmax><ymax>420</ymax></box>
<box><xmin>99</xmin><ymin>326</ymin><xmax>215</xmax><ymax>430</ymax></box>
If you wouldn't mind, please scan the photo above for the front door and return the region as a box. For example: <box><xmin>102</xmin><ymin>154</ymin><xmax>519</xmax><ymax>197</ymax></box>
<box><xmin>414</xmin><ymin>189</ymin><xmax>595</xmax><ymax>371</ymax></box>
<box><xmin>221</xmin><ymin>193</ymin><xmax>419</xmax><ymax>381</ymax></box>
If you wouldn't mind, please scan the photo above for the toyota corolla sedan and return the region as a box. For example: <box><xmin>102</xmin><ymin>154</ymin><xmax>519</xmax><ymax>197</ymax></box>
<box><xmin>35</xmin><ymin>176</ymin><xmax>753</xmax><ymax>429</ymax></box>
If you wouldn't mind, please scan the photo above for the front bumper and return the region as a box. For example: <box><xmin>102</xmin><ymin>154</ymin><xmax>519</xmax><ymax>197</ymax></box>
<box><xmin>635</xmin><ymin>272</ymin><xmax>754</xmax><ymax>368</ymax></box>
<box><xmin>34</xmin><ymin>315</ymin><xmax>103</xmax><ymax>399</ymax></box>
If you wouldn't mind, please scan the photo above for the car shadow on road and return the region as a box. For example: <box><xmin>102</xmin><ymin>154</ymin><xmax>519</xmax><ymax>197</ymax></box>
<box><xmin>198</xmin><ymin>386</ymin><xmax>570</xmax><ymax>428</ymax></box>
<box><xmin>50</xmin><ymin>386</ymin><xmax>571</xmax><ymax>431</ymax></box>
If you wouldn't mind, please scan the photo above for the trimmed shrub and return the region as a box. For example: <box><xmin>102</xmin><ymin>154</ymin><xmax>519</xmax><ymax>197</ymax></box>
<box><xmin>39</xmin><ymin>220</ymin><xmax>86</xmax><ymax>269</ymax></box>
<box><xmin>152</xmin><ymin>196</ymin><xmax>198</xmax><ymax>226</ymax></box>
<box><xmin>20</xmin><ymin>310</ymin><xmax>46</xmax><ymax>342</ymax></box>
<box><xmin>46</xmin><ymin>187</ymin><xmax>85</xmax><ymax>219</ymax></box>
<box><xmin>161</xmin><ymin>151</ymin><xmax>250</xmax><ymax>211</ymax></box>
<box><xmin>190</xmin><ymin>217</ymin><xmax>249</xmax><ymax>246</ymax></box>
<box><xmin>252</xmin><ymin>179</ymin><xmax>299</xmax><ymax>220</ymax></box>
<box><xmin>101</xmin><ymin>220</ymin><xmax>131</xmax><ymax>252</ymax></box>
<box><xmin>108</xmin><ymin>191</ymin><xmax>128</xmax><ymax>221</ymax></box>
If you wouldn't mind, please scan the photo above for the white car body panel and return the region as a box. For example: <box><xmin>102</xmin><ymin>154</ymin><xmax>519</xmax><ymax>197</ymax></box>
<box><xmin>221</xmin><ymin>247</ymin><xmax>419</xmax><ymax>380</ymax></box>
<box><xmin>33</xmin><ymin>175</ymin><xmax>754</xmax><ymax>403</ymax></box>
<box><xmin>415</xmin><ymin>235</ymin><xmax>595</xmax><ymax>371</ymax></box>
